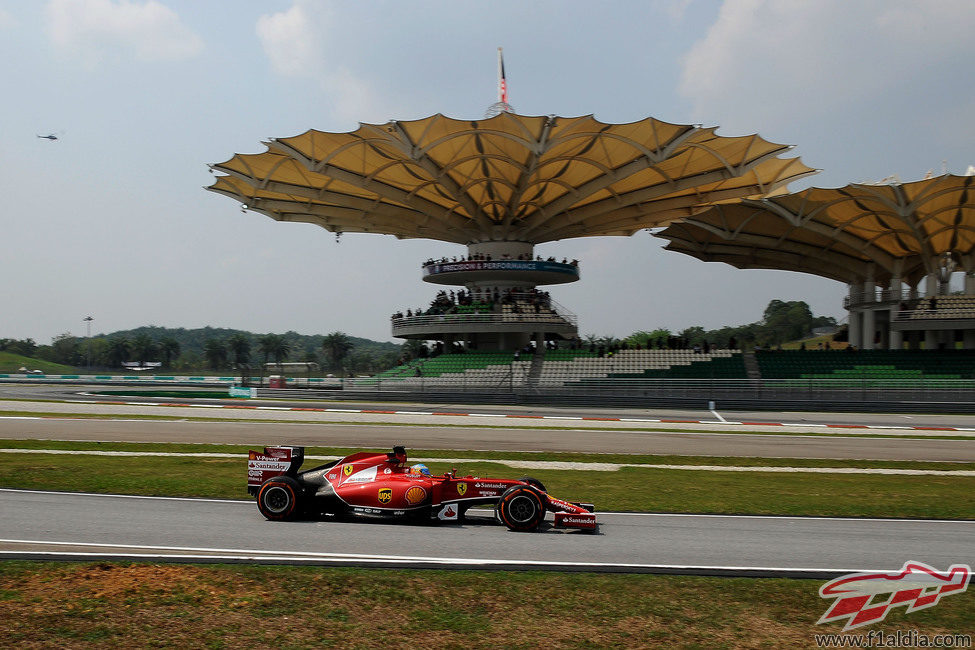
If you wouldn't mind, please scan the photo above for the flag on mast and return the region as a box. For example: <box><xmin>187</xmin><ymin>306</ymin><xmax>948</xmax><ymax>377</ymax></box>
<box><xmin>497</xmin><ymin>47</ymin><xmax>509</xmax><ymax>106</ymax></box>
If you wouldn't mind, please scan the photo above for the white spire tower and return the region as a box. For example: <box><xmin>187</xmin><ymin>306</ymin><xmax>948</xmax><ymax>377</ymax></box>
<box><xmin>485</xmin><ymin>47</ymin><xmax>514</xmax><ymax>117</ymax></box>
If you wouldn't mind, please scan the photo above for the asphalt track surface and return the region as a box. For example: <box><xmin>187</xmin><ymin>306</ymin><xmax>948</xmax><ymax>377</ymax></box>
<box><xmin>3</xmin><ymin>490</ymin><xmax>973</xmax><ymax>577</ymax></box>
<box><xmin>3</xmin><ymin>384</ymin><xmax>975</xmax><ymax>575</ymax></box>
<box><xmin>7</xmin><ymin>381</ymin><xmax>975</xmax><ymax>430</ymax></box>
<box><xmin>4</xmin><ymin>416</ymin><xmax>975</xmax><ymax>462</ymax></box>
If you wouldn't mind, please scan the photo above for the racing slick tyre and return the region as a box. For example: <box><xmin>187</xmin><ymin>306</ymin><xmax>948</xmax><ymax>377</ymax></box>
<box><xmin>496</xmin><ymin>485</ymin><xmax>545</xmax><ymax>532</ymax></box>
<box><xmin>518</xmin><ymin>476</ymin><xmax>547</xmax><ymax>493</ymax></box>
<box><xmin>257</xmin><ymin>476</ymin><xmax>303</xmax><ymax>521</ymax></box>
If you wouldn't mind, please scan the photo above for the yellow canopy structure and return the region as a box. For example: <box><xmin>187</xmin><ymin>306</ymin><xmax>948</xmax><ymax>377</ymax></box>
<box><xmin>656</xmin><ymin>174</ymin><xmax>975</xmax><ymax>287</ymax></box>
<box><xmin>208</xmin><ymin>112</ymin><xmax>815</xmax><ymax>245</ymax></box>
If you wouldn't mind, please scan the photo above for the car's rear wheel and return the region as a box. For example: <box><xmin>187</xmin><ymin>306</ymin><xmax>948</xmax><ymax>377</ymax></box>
<box><xmin>257</xmin><ymin>476</ymin><xmax>302</xmax><ymax>521</ymax></box>
<box><xmin>496</xmin><ymin>486</ymin><xmax>545</xmax><ymax>532</ymax></box>
<box><xmin>518</xmin><ymin>476</ymin><xmax>547</xmax><ymax>493</ymax></box>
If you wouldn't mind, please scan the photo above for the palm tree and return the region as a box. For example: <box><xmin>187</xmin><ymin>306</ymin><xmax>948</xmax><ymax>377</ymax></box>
<box><xmin>258</xmin><ymin>333</ymin><xmax>290</xmax><ymax>367</ymax></box>
<box><xmin>322</xmin><ymin>331</ymin><xmax>354</xmax><ymax>372</ymax></box>
<box><xmin>107</xmin><ymin>337</ymin><xmax>130</xmax><ymax>367</ymax></box>
<box><xmin>159</xmin><ymin>337</ymin><xmax>180</xmax><ymax>367</ymax></box>
<box><xmin>131</xmin><ymin>334</ymin><xmax>156</xmax><ymax>366</ymax></box>
<box><xmin>227</xmin><ymin>333</ymin><xmax>250</xmax><ymax>366</ymax></box>
<box><xmin>204</xmin><ymin>338</ymin><xmax>228</xmax><ymax>370</ymax></box>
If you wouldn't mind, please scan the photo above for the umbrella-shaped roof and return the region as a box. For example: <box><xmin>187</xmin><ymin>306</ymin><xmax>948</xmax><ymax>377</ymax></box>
<box><xmin>208</xmin><ymin>112</ymin><xmax>815</xmax><ymax>245</ymax></box>
<box><xmin>656</xmin><ymin>174</ymin><xmax>975</xmax><ymax>287</ymax></box>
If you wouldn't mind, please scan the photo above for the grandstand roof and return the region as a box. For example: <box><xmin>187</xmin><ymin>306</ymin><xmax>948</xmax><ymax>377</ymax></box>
<box><xmin>207</xmin><ymin>112</ymin><xmax>815</xmax><ymax>245</ymax></box>
<box><xmin>656</xmin><ymin>174</ymin><xmax>975</xmax><ymax>287</ymax></box>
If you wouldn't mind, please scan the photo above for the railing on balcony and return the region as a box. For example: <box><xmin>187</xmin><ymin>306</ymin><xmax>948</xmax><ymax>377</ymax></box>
<box><xmin>843</xmin><ymin>288</ymin><xmax>913</xmax><ymax>309</ymax></box>
<box><xmin>391</xmin><ymin>311</ymin><xmax>577</xmax><ymax>332</ymax></box>
<box><xmin>391</xmin><ymin>292</ymin><xmax>578</xmax><ymax>332</ymax></box>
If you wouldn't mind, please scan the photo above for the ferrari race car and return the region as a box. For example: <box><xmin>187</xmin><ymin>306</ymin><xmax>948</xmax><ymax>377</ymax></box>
<box><xmin>247</xmin><ymin>445</ymin><xmax>597</xmax><ymax>532</ymax></box>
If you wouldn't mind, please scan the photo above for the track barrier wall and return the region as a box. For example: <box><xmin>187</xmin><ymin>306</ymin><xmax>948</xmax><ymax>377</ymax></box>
<box><xmin>4</xmin><ymin>373</ymin><xmax>975</xmax><ymax>412</ymax></box>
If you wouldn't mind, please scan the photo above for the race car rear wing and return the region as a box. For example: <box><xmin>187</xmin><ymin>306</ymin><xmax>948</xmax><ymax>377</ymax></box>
<box><xmin>247</xmin><ymin>446</ymin><xmax>304</xmax><ymax>494</ymax></box>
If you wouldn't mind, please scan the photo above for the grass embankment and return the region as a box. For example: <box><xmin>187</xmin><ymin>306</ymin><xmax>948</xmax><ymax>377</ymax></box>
<box><xmin>2</xmin><ymin>442</ymin><xmax>974</xmax><ymax>519</ymax></box>
<box><xmin>0</xmin><ymin>351</ymin><xmax>76</xmax><ymax>374</ymax></box>
<box><xmin>1</xmin><ymin>562</ymin><xmax>971</xmax><ymax>649</ymax></box>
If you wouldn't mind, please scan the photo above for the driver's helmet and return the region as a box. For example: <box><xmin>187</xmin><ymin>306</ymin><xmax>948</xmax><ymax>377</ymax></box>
<box><xmin>409</xmin><ymin>463</ymin><xmax>431</xmax><ymax>476</ymax></box>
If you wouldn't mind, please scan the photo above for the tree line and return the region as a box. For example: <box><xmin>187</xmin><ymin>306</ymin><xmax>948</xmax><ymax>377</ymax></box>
<box><xmin>2</xmin><ymin>327</ymin><xmax>401</xmax><ymax>375</ymax></box>
<box><xmin>589</xmin><ymin>300</ymin><xmax>838</xmax><ymax>350</ymax></box>
<box><xmin>3</xmin><ymin>299</ymin><xmax>837</xmax><ymax>373</ymax></box>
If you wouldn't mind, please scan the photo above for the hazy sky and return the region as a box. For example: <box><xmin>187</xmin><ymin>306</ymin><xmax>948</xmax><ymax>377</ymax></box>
<box><xmin>4</xmin><ymin>0</ymin><xmax>975</xmax><ymax>345</ymax></box>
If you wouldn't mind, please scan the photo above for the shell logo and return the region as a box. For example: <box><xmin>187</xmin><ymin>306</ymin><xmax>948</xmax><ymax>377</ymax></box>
<box><xmin>405</xmin><ymin>486</ymin><xmax>427</xmax><ymax>506</ymax></box>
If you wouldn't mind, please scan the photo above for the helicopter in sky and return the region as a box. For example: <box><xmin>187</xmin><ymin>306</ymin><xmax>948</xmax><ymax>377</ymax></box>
<box><xmin>36</xmin><ymin>132</ymin><xmax>61</xmax><ymax>141</ymax></box>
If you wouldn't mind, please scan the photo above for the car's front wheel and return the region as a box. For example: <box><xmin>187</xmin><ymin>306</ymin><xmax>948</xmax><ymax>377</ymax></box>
<box><xmin>256</xmin><ymin>476</ymin><xmax>302</xmax><ymax>521</ymax></box>
<box><xmin>496</xmin><ymin>485</ymin><xmax>545</xmax><ymax>532</ymax></box>
<box><xmin>518</xmin><ymin>476</ymin><xmax>547</xmax><ymax>493</ymax></box>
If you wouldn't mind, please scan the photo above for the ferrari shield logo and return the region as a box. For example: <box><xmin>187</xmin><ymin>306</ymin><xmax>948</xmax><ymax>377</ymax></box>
<box><xmin>457</xmin><ymin>482</ymin><xmax>467</xmax><ymax>496</ymax></box>
<box><xmin>343</xmin><ymin>464</ymin><xmax>353</xmax><ymax>477</ymax></box>
<box><xmin>378</xmin><ymin>488</ymin><xmax>392</xmax><ymax>504</ymax></box>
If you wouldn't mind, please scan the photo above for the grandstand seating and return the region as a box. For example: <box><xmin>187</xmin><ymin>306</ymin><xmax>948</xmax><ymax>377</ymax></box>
<box><xmin>900</xmin><ymin>295</ymin><xmax>975</xmax><ymax>320</ymax></box>
<box><xmin>535</xmin><ymin>349</ymin><xmax>745</xmax><ymax>387</ymax></box>
<box><xmin>372</xmin><ymin>348</ymin><xmax>746</xmax><ymax>387</ymax></box>
<box><xmin>373</xmin><ymin>352</ymin><xmax>528</xmax><ymax>388</ymax></box>
<box><xmin>755</xmin><ymin>350</ymin><xmax>975</xmax><ymax>379</ymax></box>
<box><xmin>501</xmin><ymin>299</ymin><xmax>569</xmax><ymax>324</ymax></box>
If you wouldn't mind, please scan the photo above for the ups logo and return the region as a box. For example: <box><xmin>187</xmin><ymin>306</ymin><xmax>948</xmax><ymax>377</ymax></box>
<box><xmin>378</xmin><ymin>488</ymin><xmax>392</xmax><ymax>504</ymax></box>
<box><xmin>457</xmin><ymin>482</ymin><xmax>467</xmax><ymax>496</ymax></box>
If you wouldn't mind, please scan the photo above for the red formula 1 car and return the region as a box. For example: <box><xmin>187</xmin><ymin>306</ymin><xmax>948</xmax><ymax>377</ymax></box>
<box><xmin>247</xmin><ymin>445</ymin><xmax>597</xmax><ymax>532</ymax></box>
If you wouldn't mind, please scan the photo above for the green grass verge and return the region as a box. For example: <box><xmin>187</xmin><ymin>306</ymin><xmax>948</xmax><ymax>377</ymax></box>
<box><xmin>2</xmin><ymin>442</ymin><xmax>973</xmax><ymax>518</ymax></box>
<box><xmin>92</xmin><ymin>390</ymin><xmax>238</xmax><ymax>398</ymax></box>
<box><xmin>0</xmin><ymin>562</ymin><xmax>970</xmax><ymax>648</ymax></box>
<box><xmin>0</xmin><ymin>351</ymin><xmax>76</xmax><ymax>374</ymax></box>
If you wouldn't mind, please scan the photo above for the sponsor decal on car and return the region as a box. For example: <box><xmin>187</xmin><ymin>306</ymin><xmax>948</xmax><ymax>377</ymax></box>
<box><xmin>248</xmin><ymin>460</ymin><xmax>290</xmax><ymax>471</ymax></box>
<box><xmin>477</xmin><ymin>490</ymin><xmax>498</xmax><ymax>497</ymax></box>
<box><xmin>327</xmin><ymin>474</ymin><xmax>336</xmax><ymax>480</ymax></box>
<box><xmin>456</xmin><ymin>482</ymin><xmax>467</xmax><ymax>496</ymax></box>
<box><xmin>474</xmin><ymin>482</ymin><xmax>507</xmax><ymax>489</ymax></box>
<box><xmin>344</xmin><ymin>466</ymin><xmax>378</xmax><ymax>484</ymax></box>
<box><xmin>343</xmin><ymin>464</ymin><xmax>354</xmax><ymax>477</ymax></box>
<box><xmin>378</xmin><ymin>488</ymin><xmax>392</xmax><ymax>504</ymax></box>
<box><xmin>383</xmin><ymin>468</ymin><xmax>392</xmax><ymax>474</ymax></box>
<box><xmin>405</xmin><ymin>486</ymin><xmax>426</xmax><ymax>506</ymax></box>
<box><xmin>438</xmin><ymin>504</ymin><xmax>458</xmax><ymax>520</ymax></box>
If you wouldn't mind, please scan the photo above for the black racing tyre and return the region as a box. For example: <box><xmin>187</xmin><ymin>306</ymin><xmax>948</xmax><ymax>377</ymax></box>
<box><xmin>256</xmin><ymin>476</ymin><xmax>303</xmax><ymax>521</ymax></box>
<box><xmin>518</xmin><ymin>476</ymin><xmax>547</xmax><ymax>493</ymax></box>
<box><xmin>496</xmin><ymin>485</ymin><xmax>545</xmax><ymax>532</ymax></box>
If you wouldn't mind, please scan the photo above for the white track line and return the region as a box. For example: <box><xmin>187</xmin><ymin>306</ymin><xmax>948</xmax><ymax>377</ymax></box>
<box><xmin>0</xmin><ymin>539</ymin><xmax>915</xmax><ymax>574</ymax></box>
